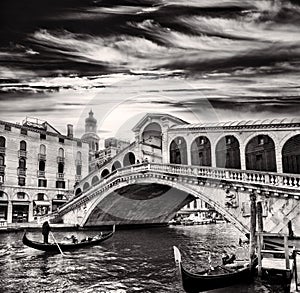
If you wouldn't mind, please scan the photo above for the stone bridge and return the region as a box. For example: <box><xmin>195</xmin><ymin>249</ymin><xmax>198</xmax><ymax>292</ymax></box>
<box><xmin>48</xmin><ymin>163</ymin><xmax>300</xmax><ymax>235</ymax></box>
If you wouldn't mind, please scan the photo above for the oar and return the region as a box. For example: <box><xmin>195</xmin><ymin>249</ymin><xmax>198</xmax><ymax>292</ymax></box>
<box><xmin>50</xmin><ymin>231</ymin><xmax>65</xmax><ymax>256</ymax></box>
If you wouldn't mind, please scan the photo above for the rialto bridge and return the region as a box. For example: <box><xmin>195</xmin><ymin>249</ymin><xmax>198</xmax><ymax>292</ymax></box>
<box><xmin>46</xmin><ymin>113</ymin><xmax>300</xmax><ymax>236</ymax></box>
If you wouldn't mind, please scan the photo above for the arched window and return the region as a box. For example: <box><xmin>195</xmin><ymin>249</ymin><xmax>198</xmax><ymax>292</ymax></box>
<box><xmin>0</xmin><ymin>137</ymin><xmax>6</xmax><ymax>148</ymax></box>
<box><xmin>40</xmin><ymin>144</ymin><xmax>46</xmax><ymax>155</ymax></box>
<box><xmin>191</xmin><ymin>136</ymin><xmax>211</xmax><ymax>166</ymax></box>
<box><xmin>76</xmin><ymin>151</ymin><xmax>82</xmax><ymax>161</ymax></box>
<box><xmin>92</xmin><ymin>176</ymin><xmax>99</xmax><ymax>185</ymax></box>
<box><xmin>58</xmin><ymin>148</ymin><xmax>64</xmax><ymax>157</ymax></box>
<box><xmin>282</xmin><ymin>134</ymin><xmax>300</xmax><ymax>174</ymax></box>
<box><xmin>112</xmin><ymin>161</ymin><xmax>121</xmax><ymax>172</ymax></box>
<box><xmin>83</xmin><ymin>182</ymin><xmax>90</xmax><ymax>191</ymax></box>
<box><xmin>0</xmin><ymin>155</ymin><xmax>4</xmax><ymax>166</ymax></box>
<box><xmin>123</xmin><ymin>152</ymin><xmax>136</xmax><ymax>166</ymax></box>
<box><xmin>216</xmin><ymin>136</ymin><xmax>241</xmax><ymax>169</ymax></box>
<box><xmin>19</xmin><ymin>158</ymin><xmax>26</xmax><ymax>169</ymax></box>
<box><xmin>101</xmin><ymin>169</ymin><xmax>110</xmax><ymax>178</ymax></box>
<box><xmin>245</xmin><ymin>135</ymin><xmax>276</xmax><ymax>172</ymax></box>
<box><xmin>75</xmin><ymin>188</ymin><xmax>82</xmax><ymax>196</ymax></box>
<box><xmin>20</xmin><ymin>140</ymin><xmax>27</xmax><ymax>151</ymax></box>
<box><xmin>169</xmin><ymin>137</ymin><xmax>187</xmax><ymax>165</ymax></box>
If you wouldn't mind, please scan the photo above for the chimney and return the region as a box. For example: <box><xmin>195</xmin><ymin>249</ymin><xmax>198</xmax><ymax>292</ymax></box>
<box><xmin>67</xmin><ymin>124</ymin><xmax>73</xmax><ymax>138</ymax></box>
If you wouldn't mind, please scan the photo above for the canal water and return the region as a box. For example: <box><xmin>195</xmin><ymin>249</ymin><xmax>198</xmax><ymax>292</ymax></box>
<box><xmin>0</xmin><ymin>223</ymin><xmax>289</xmax><ymax>293</ymax></box>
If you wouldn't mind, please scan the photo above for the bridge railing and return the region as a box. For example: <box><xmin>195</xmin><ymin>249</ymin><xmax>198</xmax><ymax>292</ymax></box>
<box><xmin>149</xmin><ymin>163</ymin><xmax>300</xmax><ymax>189</ymax></box>
<box><xmin>56</xmin><ymin>162</ymin><xmax>300</xmax><ymax>217</ymax></box>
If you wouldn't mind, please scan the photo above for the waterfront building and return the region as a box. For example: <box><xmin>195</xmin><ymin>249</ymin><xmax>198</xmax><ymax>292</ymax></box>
<box><xmin>0</xmin><ymin>117</ymin><xmax>89</xmax><ymax>224</ymax></box>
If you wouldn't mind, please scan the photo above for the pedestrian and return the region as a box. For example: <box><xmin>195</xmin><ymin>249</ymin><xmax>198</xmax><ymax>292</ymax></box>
<box><xmin>42</xmin><ymin>221</ymin><xmax>51</xmax><ymax>244</ymax></box>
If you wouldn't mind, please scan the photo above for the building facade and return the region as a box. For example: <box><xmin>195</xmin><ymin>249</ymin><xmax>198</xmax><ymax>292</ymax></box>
<box><xmin>0</xmin><ymin>117</ymin><xmax>89</xmax><ymax>224</ymax></box>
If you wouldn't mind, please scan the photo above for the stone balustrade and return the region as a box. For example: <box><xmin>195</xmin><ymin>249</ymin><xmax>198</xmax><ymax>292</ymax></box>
<box><xmin>55</xmin><ymin>162</ymin><xmax>300</xmax><ymax>220</ymax></box>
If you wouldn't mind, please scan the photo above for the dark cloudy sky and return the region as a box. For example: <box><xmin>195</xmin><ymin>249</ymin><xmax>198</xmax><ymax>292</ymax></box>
<box><xmin>0</xmin><ymin>0</ymin><xmax>300</xmax><ymax>141</ymax></box>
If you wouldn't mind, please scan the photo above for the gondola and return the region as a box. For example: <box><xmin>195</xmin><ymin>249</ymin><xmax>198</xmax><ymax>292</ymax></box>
<box><xmin>173</xmin><ymin>246</ymin><xmax>256</xmax><ymax>293</ymax></box>
<box><xmin>23</xmin><ymin>225</ymin><xmax>115</xmax><ymax>253</ymax></box>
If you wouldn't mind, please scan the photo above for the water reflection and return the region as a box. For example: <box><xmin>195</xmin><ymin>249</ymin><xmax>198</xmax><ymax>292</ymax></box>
<box><xmin>0</xmin><ymin>224</ymin><xmax>289</xmax><ymax>292</ymax></box>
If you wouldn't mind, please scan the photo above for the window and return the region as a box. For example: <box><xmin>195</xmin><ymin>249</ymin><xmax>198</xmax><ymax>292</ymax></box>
<box><xmin>20</xmin><ymin>140</ymin><xmax>27</xmax><ymax>151</ymax></box>
<box><xmin>19</xmin><ymin>158</ymin><xmax>26</xmax><ymax>169</ymax></box>
<box><xmin>37</xmin><ymin>193</ymin><xmax>44</xmax><ymax>200</ymax></box>
<box><xmin>40</xmin><ymin>133</ymin><xmax>46</xmax><ymax>140</ymax></box>
<box><xmin>56</xmin><ymin>181</ymin><xmax>65</xmax><ymax>189</ymax></box>
<box><xmin>18</xmin><ymin>177</ymin><xmax>26</xmax><ymax>186</ymax></box>
<box><xmin>58</xmin><ymin>148</ymin><xmax>64</xmax><ymax>157</ymax></box>
<box><xmin>20</xmin><ymin>129</ymin><xmax>27</xmax><ymax>135</ymax></box>
<box><xmin>40</xmin><ymin>144</ymin><xmax>46</xmax><ymax>154</ymax></box>
<box><xmin>0</xmin><ymin>155</ymin><xmax>4</xmax><ymax>166</ymax></box>
<box><xmin>17</xmin><ymin>192</ymin><xmax>25</xmax><ymax>199</ymax></box>
<box><xmin>76</xmin><ymin>165</ymin><xmax>82</xmax><ymax>176</ymax></box>
<box><xmin>57</xmin><ymin>194</ymin><xmax>64</xmax><ymax>200</ymax></box>
<box><xmin>0</xmin><ymin>137</ymin><xmax>6</xmax><ymax>147</ymax></box>
<box><xmin>58</xmin><ymin>162</ymin><xmax>64</xmax><ymax>173</ymax></box>
<box><xmin>4</xmin><ymin>125</ymin><xmax>11</xmax><ymax>131</ymax></box>
<box><xmin>59</xmin><ymin>137</ymin><xmax>64</xmax><ymax>144</ymax></box>
<box><xmin>77</xmin><ymin>141</ymin><xmax>82</xmax><ymax>147</ymax></box>
<box><xmin>76</xmin><ymin>151</ymin><xmax>82</xmax><ymax>161</ymax></box>
<box><xmin>39</xmin><ymin>160</ymin><xmax>45</xmax><ymax>171</ymax></box>
<box><xmin>38</xmin><ymin>179</ymin><xmax>47</xmax><ymax>187</ymax></box>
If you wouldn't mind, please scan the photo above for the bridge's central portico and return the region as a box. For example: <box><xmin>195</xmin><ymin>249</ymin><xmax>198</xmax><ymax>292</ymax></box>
<box><xmin>47</xmin><ymin>113</ymin><xmax>300</xmax><ymax>236</ymax></box>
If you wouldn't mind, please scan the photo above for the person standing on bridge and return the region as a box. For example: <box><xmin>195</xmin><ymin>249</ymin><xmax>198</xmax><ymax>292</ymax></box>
<box><xmin>42</xmin><ymin>221</ymin><xmax>51</xmax><ymax>244</ymax></box>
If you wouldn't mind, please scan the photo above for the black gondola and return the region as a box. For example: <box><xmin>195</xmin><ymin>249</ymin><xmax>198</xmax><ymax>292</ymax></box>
<box><xmin>173</xmin><ymin>246</ymin><xmax>256</xmax><ymax>293</ymax></box>
<box><xmin>23</xmin><ymin>226</ymin><xmax>115</xmax><ymax>253</ymax></box>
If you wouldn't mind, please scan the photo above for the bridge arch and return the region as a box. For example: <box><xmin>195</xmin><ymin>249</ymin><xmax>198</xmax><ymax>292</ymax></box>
<box><xmin>169</xmin><ymin>136</ymin><xmax>187</xmax><ymax>165</ymax></box>
<box><xmin>123</xmin><ymin>152</ymin><xmax>136</xmax><ymax>166</ymax></box>
<box><xmin>80</xmin><ymin>177</ymin><xmax>248</xmax><ymax>234</ymax></box>
<box><xmin>191</xmin><ymin>136</ymin><xmax>211</xmax><ymax>166</ymax></box>
<box><xmin>245</xmin><ymin>134</ymin><xmax>276</xmax><ymax>172</ymax></box>
<box><xmin>282</xmin><ymin>134</ymin><xmax>300</xmax><ymax>174</ymax></box>
<box><xmin>141</xmin><ymin>122</ymin><xmax>162</xmax><ymax>148</ymax></box>
<box><xmin>112</xmin><ymin>161</ymin><xmax>122</xmax><ymax>172</ymax></box>
<box><xmin>101</xmin><ymin>168</ymin><xmax>110</xmax><ymax>178</ymax></box>
<box><xmin>75</xmin><ymin>188</ymin><xmax>82</xmax><ymax>196</ymax></box>
<box><xmin>83</xmin><ymin>182</ymin><xmax>90</xmax><ymax>191</ymax></box>
<box><xmin>215</xmin><ymin>135</ymin><xmax>241</xmax><ymax>169</ymax></box>
<box><xmin>91</xmin><ymin>175</ymin><xmax>99</xmax><ymax>186</ymax></box>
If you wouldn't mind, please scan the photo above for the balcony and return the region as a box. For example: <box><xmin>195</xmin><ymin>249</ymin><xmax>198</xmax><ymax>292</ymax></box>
<box><xmin>38</xmin><ymin>153</ymin><xmax>46</xmax><ymax>161</ymax></box>
<box><xmin>75</xmin><ymin>160</ymin><xmax>82</xmax><ymax>166</ymax></box>
<box><xmin>56</xmin><ymin>172</ymin><xmax>65</xmax><ymax>180</ymax></box>
<box><xmin>0</xmin><ymin>147</ymin><xmax>6</xmax><ymax>154</ymax></box>
<box><xmin>0</xmin><ymin>165</ymin><xmax>5</xmax><ymax>173</ymax></box>
<box><xmin>57</xmin><ymin>156</ymin><xmax>65</xmax><ymax>164</ymax></box>
<box><xmin>75</xmin><ymin>175</ymin><xmax>81</xmax><ymax>182</ymax></box>
<box><xmin>37</xmin><ymin>170</ymin><xmax>45</xmax><ymax>178</ymax></box>
<box><xmin>17</xmin><ymin>168</ymin><xmax>27</xmax><ymax>177</ymax></box>
<box><xmin>18</xmin><ymin>150</ymin><xmax>27</xmax><ymax>158</ymax></box>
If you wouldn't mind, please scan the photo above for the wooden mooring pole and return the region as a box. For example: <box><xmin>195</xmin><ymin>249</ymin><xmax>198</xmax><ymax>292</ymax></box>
<box><xmin>249</xmin><ymin>193</ymin><xmax>257</xmax><ymax>268</ymax></box>
<box><xmin>257</xmin><ymin>201</ymin><xmax>263</xmax><ymax>277</ymax></box>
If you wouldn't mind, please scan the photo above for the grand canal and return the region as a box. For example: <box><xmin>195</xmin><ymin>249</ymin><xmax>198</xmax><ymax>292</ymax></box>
<box><xmin>0</xmin><ymin>223</ymin><xmax>289</xmax><ymax>293</ymax></box>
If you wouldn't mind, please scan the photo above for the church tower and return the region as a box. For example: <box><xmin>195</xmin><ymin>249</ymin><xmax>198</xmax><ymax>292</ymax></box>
<box><xmin>81</xmin><ymin>110</ymin><xmax>100</xmax><ymax>163</ymax></box>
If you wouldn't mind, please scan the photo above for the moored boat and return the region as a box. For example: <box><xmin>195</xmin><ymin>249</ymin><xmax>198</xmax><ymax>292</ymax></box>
<box><xmin>173</xmin><ymin>246</ymin><xmax>256</xmax><ymax>293</ymax></box>
<box><xmin>23</xmin><ymin>225</ymin><xmax>115</xmax><ymax>253</ymax></box>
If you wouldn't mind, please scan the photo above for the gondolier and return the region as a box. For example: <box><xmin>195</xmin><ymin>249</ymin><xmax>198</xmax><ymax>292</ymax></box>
<box><xmin>42</xmin><ymin>221</ymin><xmax>51</xmax><ymax>244</ymax></box>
